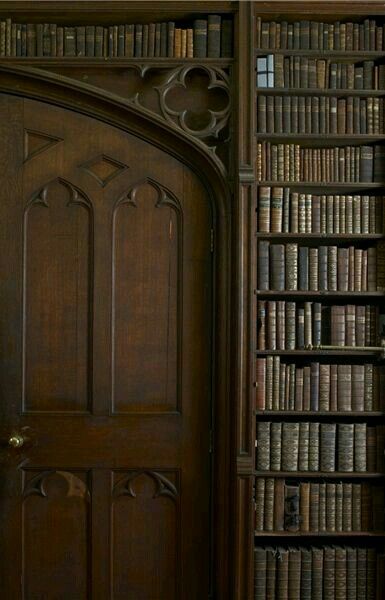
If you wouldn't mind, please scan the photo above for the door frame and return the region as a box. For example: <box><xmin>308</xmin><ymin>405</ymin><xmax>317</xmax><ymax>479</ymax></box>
<box><xmin>0</xmin><ymin>65</ymin><xmax>233</xmax><ymax>599</ymax></box>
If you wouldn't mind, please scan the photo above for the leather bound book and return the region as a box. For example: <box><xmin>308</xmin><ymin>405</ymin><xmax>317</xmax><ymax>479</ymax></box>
<box><xmin>290</xmin><ymin>193</ymin><xmax>299</xmax><ymax>232</ymax></box>
<box><xmin>373</xmin><ymin>485</ymin><xmax>385</xmax><ymax>530</ymax></box>
<box><xmin>366</xmin><ymin>426</ymin><xmax>376</xmax><ymax>472</ymax></box>
<box><xmin>295</xmin><ymin>367</ymin><xmax>304</xmax><ymax>411</ymax></box>
<box><xmin>270</xmin><ymin>422</ymin><xmax>282</xmax><ymax>471</ymax></box>
<box><xmin>309</xmin><ymin>483</ymin><xmax>319</xmax><ymax>531</ymax></box>
<box><xmin>207</xmin><ymin>15</ymin><xmax>221</xmax><ymax>58</ymax></box>
<box><xmin>318</xmin><ymin>246</ymin><xmax>328</xmax><ymax>291</ymax></box>
<box><xmin>258</xmin><ymin>240</ymin><xmax>270</xmax><ymax>291</ymax></box>
<box><xmin>361</xmin><ymin>483</ymin><xmax>372</xmax><ymax>530</ymax></box>
<box><xmin>369</xmin><ymin>196</ymin><xmax>377</xmax><ymax>234</ymax></box>
<box><xmin>355</xmin><ymin>305</ymin><xmax>365</xmax><ymax>347</ymax></box>
<box><xmin>255</xmin><ymin>477</ymin><xmax>265</xmax><ymax>532</ymax></box>
<box><xmin>335</xmin><ymin>547</ymin><xmax>347</xmax><ymax>600</ymax></box>
<box><xmin>299</xmin><ymin>482</ymin><xmax>310</xmax><ymax>532</ymax></box>
<box><xmin>299</xmin><ymin>422</ymin><xmax>309</xmax><ymax>471</ymax></box>
<box><xmin>330</xmin><ymin>97</ymin><xmax>338</xmax><ymax>133</ymax></box>
<box><xmin>319</xmin><ymin>364</ymin><xmax>331</xmax><ymax>411</ymax></box>
<box><xmin>300</xmin><ymin>548</ymin><xmax>312</xmax><ymax>600</ymax></box>
<box><xmin>282</xmin><ymin>422</ymin><xmax>299</xmax><ymax>471</ymax></box>
<box><xmin>160</xmin><ymin>22</ymin><xmax>168</xmax><ymax>57</ymax></box>
<box><xmin>277</xmin><ymin>301</ymin><xmax>286</xmax><ymax>351</ymax></box>
<box><xmin>304</xmin><ymin>302</ymin><xmax>313</xmax><ymax>347</ymax></box>
<box><xmin>330</xmin><ymin>364</ymin><xmax>338</xmax><ymax>411</ymax></box>
<box><xmin>326</xmin><ymin>483</ymin><xmax>336</xmax><ymax>531</ymax></box>
<box><xmin>283</xmin><ymin>96</ymin><xmax>291</xmax><ymax>134</ymax></box>
<box><xmin>346</xmin><ymin>195</ymin><xmax>353</xmax><ymax>234</ymax></box>
<box><xmin>367</xmin><ymin>548</ymin><xmax>376</xmax><ymax>600</ymax></box>
<box><xmin>277</xmin><ymin>548</ymin><xmax>289</xmax><ymax>600</ymax></box>
<box><xmin>352</xmin><ymin>365</ymin><xmax>365</xmax><ymax>411</ymax></box>
<box><xmin>193</xmin><ymin>19</ymin><xmax>207</xmax><ymax>58</ymax></box>
<box><xmin>275</xmin><ymin>96</ymin><xmax>283</xmax><ymax>134</ymax></box>
<box><xmin>299</xmin><ymin>305</ymin><xmax>307</xmax><ymax>349</ymax></box>
<box><xmin>323</xmin><ymin>547</ymin><xmax>336</xmax><ymax>600</ymax></box>
<box><xmin>312</xmin><ymin>547</ymin><xmax>323</xmax><ymax>600</ymax></box>
<box><xmin>286</xmin><ymin>302</ymin><xmax>296</xmax><ymax>350</ymax></box>
<box><xmin>274</xmin><ymin>478</ymin><xmax>285</xmax><ymax>531</ymax></box>
<box><xmin>299</xmin><ymin>194</ymin><xmax>306</xmax><ymax>233</ymax></box>
<box><xmin>257</xmin><ymin>300</ymin><xmax>266</xmax><ymax>350</ymax></box>
<box><xmin>265</xmin><ymin>547</ymin><xmax>277</xmax><ymax>600</ymax></box>
<box><xmin>360</xmin><ymin>145</ymin><xmax>374</xmax><ymax>182</ymax></box>
<box><xmin>342</xmin><ymin>483</ymin><xmax>353</xmax><ymax>531</ymax></box>
<box><xmin>347</xmin><ymin>547</ymin><xmax>357</xmax><ymax>600</ymax></box>
<box><xmin>283</xmin><ymin>188</ymin><xmax>290</xmax><ymax>232</ymax></box>
<box><xmin>256</xmin><ymin>421</ymin><xmax>271</xmax><ymax>471</ymax></box>
<box><xmin>367</xmin><ymin>247</ymin><xmax>377</xmax><ymax>292</ymax></box>
<box><xmin>337</xmin><ymin>365</ymin><xmax>352</xmax><ymax>411</ymax></box>
<box><xmin>331</xmin><ymin>305</ymin><xmax>346</xmax><ymax>346</ymax></box>
<box><xmin>328</xmin><ymin>246</ymin><xmax>338</xmax><ymax>291</ymax></box>
<box><xmin>337</xmin><ymin>247</ymin><xmax>349</xmax><ymax>291</ymax></box>
<box><xmin>319</xmin><ymin>483</ymin><xmax>326</xmax><ymax>532</ymax></box>
<box><xmin>320</xmin><ymin>423</ymin><xmax>336</xmax><ymax>472</ymax></box>
<box><xmin>258</xmin><ymin>187</ymin><xmax>271</xmax><ymax>233</ymax></box>
<box><xmin>355</xmin><ymin>423</ymin><xmax>367</xmax><ymax>472</ymax></box>
<box><xmin>299</xmin><ymin>246</ymin><xmax>309</xmax><ymax>291</ymax></box>
<box><xmin>285</xmin><ymin>483</ymin><xmax>300</xmax><ymax>532</ymax></box>
<box><xmin>376</xmin><ymin>425</ymin><xmax>385</xmax><ymax>472</ymax></box>
<box><xmin>303</xmin><ymin>366</ymin><xmax>311</xmax><ymax>411</ymax></box>
<box><xmin>309</xmin><ymin>248</ymin><xmax>319</xmax><ymax>291</ymax></box>
<box><xmin>354</xmin><ymin>249</ymin><xmax>363</xmax><ymax>291</ymax></box>
<box><xmin>352</xmin><ymin>484</ymin><xmax>362</xmax><ymax>531</ymax></box>
<box><xmin>154</xmin><ymin>23</ymin><xmax>161</xmax><ymax>57</ymax></box>
<box><xmin>273</xmin><ymin>355</ymin><xmax>281</xmax><ymax>409</ymax></box>
<box><xmin>353</xmin><ymin>196</ymin><xmax>361</xmax><ymax>234</ymax></box>
<box><xmin>254</xmin><ymin>547</ymin><xmax>267</xmax><ymax>599</ymax></box>
<box><xmin>220</xmin><ymin>20</ymin><xmax>232</xmax><ymax>57</ymax></box>
<box><xmin>266</xmin><ymin>355</ymin><xmax>273</xmax><ymax>410</ymax></box>
<box><xmin>309</xmin><ymin>422</ymin><xmax>320</xmax><ymax>471</ymax></box>
<box><xmin>266</xmin><ymin>96</ymin><xmax>274</xmax><ymax>132</ymax></box>
<box><xmin>256</xmin><ymin>358</ymin><xmax>266</xmax><ymax>410</ymax></box>
<box><xmin>271</xmin><ymin>187</ymin><xmax>283</xmax><ymax>232</ymax></box>
<box><xmin>336</xmin><ymin>482</ymin><xmax>343</xmax><ymax>531</ymax></box>
<box><xmin>310</xmin><ymin>364</ymin><xmax>320</xmax><ymax>412</ymax></box>
<box><xmin>346</xmin><ymin>304</ymin><xmax>356</xmax><ymax>346</ymax></box>
<box><xmin>312</xmin><ymin>195</ymin><xmax>321</xmax><ymax>233</ymax></box>
<box><xmin>289</xmin><ymin>364</ymin><xmax>296</xmax><ymax>410</ymax></box>
<box><xmin>364</xmin><ymin>363</ymin><xmax>374</xmax><ymax>411</ymax></box>
<box><xmin>376</xmin><ymin>241</ymin><xmax>385</xmax><ymax>291</ymax></box>
<box><xmin>64</xmin><ymin>26</ymin><xmax>76</xmax><ymax>57</ymax></box>
<box><xmin>338</xmin><ymin>423</ymin><xmax>354</xmax><ymax>472</ymax></box>
<box><xmin>267</xmin><ymin>301</ymin><xmax>277</xmax><ymax>350</ymax></box>
<box><xmin>280</xmin><ymin>363</ymin><xmax>286</xmax><ymax>410</ymax></box>
<box><xmin>264</xmin><ymin>478</ymin><xmax>275</xmax><ymax>530</ymax></box>
<box><xmin>288</xmin><ymin>548</ymin><xmax>301</xmax><ymax>600</ymax></box>
<box><xmin>285</xmin><ymin>243</ymin><xmax>298</xmax><ymax>291</ymax></box>
<box><xmin>357</xmin><ymin>548</ymin><xmax>367</xmax><ymax>600</ymax></box>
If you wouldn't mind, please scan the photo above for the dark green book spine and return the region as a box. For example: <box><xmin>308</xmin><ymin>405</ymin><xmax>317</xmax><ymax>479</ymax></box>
<box><xmin>207</xmin><ymin>14</ymin><xmax>221</xmax><ymax>58</ymax></box>
<box><xmin>194</xmin><ymin>19</ymin><xmax>207</xmax><ymax>58</ymax></box>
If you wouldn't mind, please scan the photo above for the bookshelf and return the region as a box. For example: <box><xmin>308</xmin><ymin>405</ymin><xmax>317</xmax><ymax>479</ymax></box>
<box><xmin>253</xmin><ymin>3</ymin><xmax>385</xmax><ymax>599</ymax></box>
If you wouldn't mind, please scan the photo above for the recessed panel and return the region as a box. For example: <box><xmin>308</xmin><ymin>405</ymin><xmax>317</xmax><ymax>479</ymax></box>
<box><xmin>112</xmin><ymin>182</ymin><xmax>179</xmax><ymax>413</ymax></box>
<box><xmin>112</xmin><ymin>470</ymin><xmax>179</xmax><ymax>599</ymax></box>
<box><xmin>23</xmin><ymin>180</ymin><xmax>92</xmax><ymax>412</ymax></box>
<box><xmin>22</xmin><ymin>470</ymin><xmax>90</xmax><ymax>599</ymax></box>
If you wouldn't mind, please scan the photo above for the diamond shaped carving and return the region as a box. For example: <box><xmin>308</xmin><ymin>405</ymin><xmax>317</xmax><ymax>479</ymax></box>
<box><xmin>80</xmin><ymin>154</ymin><xmax>128</xmax><ymax>187</ymax></box>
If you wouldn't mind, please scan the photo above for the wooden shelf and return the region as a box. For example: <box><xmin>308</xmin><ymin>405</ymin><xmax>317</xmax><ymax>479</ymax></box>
<box><xmin>255</xmin><ymin>233</ymin><xmax>385</xmax><ymax>241</ymax></box>
<box><xmin>255</xmin><ymin>290</ymin><xmax>385</xmax><ymax>298</ymax></box>
<box><xmin>0</xmin><ymin>56</ymin><xmax>233</xmax><ymax>67</ymax></box>
<box><xmin>255</xmin><ymin>410</ymin><xmax>385</xmax><ymax>418</ymax></box>
<box><xmin>256</xmin><ymin>49</ymin><xmax>385</xmax><ymax>60</ymax></box>
<box><xmin>256</xmin><ymin>88</ymin><xmax>385</xmax><ymax>96</ymax></box>
<box><xmin>256</xmin><ymin>182</ymin><xmax>385</xmax><ymax>192</ymax></box>
<box><xmin>254</xmin><ymin>471</ymin><xmax>385</xmax><ymax>479</ymax></box>
<box><xmin>256</xmin><ymin>133</ymin><xmax>385</xmax><ymax>145</ymax></box>
<box><xmin>254</xmin><ymin>531</ymin><xmax>385</xmax><ymax>537</ymax></box>
<box><xmin>255</xmin><ymin>349</ymin><xmax>381</xmax><ymax>357</ymax></box>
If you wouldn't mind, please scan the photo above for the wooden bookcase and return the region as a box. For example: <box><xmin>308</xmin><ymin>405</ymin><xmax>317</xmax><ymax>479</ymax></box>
<box><xmin>245</xmin><ymin>2</ymin><xmax>385</xmax><ymax>599</ymax></box>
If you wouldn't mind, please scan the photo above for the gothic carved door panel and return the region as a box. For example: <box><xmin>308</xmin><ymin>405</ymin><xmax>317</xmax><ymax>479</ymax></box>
<box><xmin>0</xmin><ymin>94</ymin><xmax>212</xmax><ymax>599</ymax></box>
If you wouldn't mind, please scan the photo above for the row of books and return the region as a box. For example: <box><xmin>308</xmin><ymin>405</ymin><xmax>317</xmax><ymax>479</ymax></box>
<box><xmin>257</xmin><ymin>55</ymin><xmax>385</xmax><ymax>90</ymax></box>
<box><xmin>257</xmin><ymin>188</ymin><xmax>385</xmax><ymax>234</ymax></box>
<box><xmin>257</xmin><ymin>301</ymin><xmax>380</xmax><ymax>350</ymax></box>
<box><xmin>255</xmin><ymin>358</ymin><xmax>383</xmax><ymax>412</ymax></box>
<box><xmin>257</xmin><ymin>242</ymin><xmax>385</xmax><ymax>292</ymax></box>
<box><xmin>0</xmin><ymin>17</ymin><xmax>232</xmax><ymax>58</ymax></box>
<box><xmin>255</xmin><ymin>422</ymin><xmax>384</xmax><ymax>472</ymax></box>
<box><xmin>257</xmin><ymin>95</ymin><xmax>385</xmax><ymax>135</ymax></box>
<box><xmin>254</xmin><ymin>546</ymin><xmax>381</xmax><ymax>600</ymax></box>
<box><xmin>256</xmin><ymin>143</ymin><xmax>385</xmax><ymax>183</ymax></box>
<box><xmin>255</xmin><ymin>479</ymin><xmax>385</xmax><ymax>532</ymax></box>
<box><xmin>256</xmin><ymin>18</ymin><xmax>385</xmax><ymax>51</ymax></box>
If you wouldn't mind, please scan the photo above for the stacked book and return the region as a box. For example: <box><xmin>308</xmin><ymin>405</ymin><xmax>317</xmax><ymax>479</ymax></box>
<box><xmin>256</xmin><ymin>142</ymin><xmax>385</xmax><ymax>182</ymax></box>
<box><xmin>254</xmin><ymin>546</ymin><xmax>382</xmax><ymax>599</ymax></box>
<box><xmin>255</xmin><ymin>478</ymin><xmax>385</xmax><ymax>532</ymax></box>
<box><xmin>256</xmin><ymin>55</ymin><xmax>385</xmax><ymax>90</ymax></box>
<box><xmin>257</xmin><ymin>241</ymin><xmax>385</xmax><ymax>292</ymax></box>
<box><xmin>257</xmin><ymin>300</ymin><xmax>381</xmax><ymax>350</ymax></box>
<box><xmin>257</xmin><ymin>96</ymin><xmax>385</xmax><ymax>135</ymax></box>
<box><xmin>257</xmin><ymin>188</ymin><xmax>385</xmax><ymax>234</ymax></box>
<box><xmin>256</xmin><ymin>18</ymin><xmax>385</xmax><ymax>51</ymax></box>
<box><xmin>255</xmin><ymin>358</ymin><xmax>384</xmax><ymax>412</ymax></box>
<box><xmin>0</xmin><ymin>16</ymin><xmax>232</xmax><ymax>58</ymax></box>
<box><xmin>255</xmin><ymin>421</ymin><xmax>384</xmax><ymax>472</ymax></box>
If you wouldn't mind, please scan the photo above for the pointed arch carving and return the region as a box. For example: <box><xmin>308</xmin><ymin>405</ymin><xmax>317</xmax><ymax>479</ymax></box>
<box><xmin>22</xmin><ymin>178</ymin><xmax>94</xmax><ymax>413</ymax></box>
<box><xmin>23</xmin><ymin>470</ymin><xmax>90</xmax><ymax>501</ymax></box>
<box><xmin>113</xmin><ymin>470</ymin><xmax>179</xmax><ymax>502</ymax></box>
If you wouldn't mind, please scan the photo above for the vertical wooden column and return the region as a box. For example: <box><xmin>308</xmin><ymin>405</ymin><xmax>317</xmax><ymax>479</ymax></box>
<box><xmin>232</xmin><ymin>2</ymin><xmax>256</xmax><ymax>598</ymax></box>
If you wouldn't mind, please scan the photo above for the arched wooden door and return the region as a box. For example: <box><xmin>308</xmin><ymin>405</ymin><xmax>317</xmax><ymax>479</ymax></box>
<box><xmin>0</xmin><ymin>94</ymin><xmax>213</xmax><ymax>599</ymax></box>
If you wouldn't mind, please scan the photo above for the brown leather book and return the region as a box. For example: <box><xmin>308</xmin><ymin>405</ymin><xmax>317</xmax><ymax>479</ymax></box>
<box><xmin>320</xmin><ymin>423</ymin><xmax>336</xmax><ymax>472</ymax></box>
<box><xmin>352</xmin><ymin>365</ymin><xmax>365</xmax><ymax>411</ymax></box>
<box><xmin>319</xmin><ymin>483</ymin><xmax>326</xmax><ymax>530</ymax></box>
<box><xmin>346</xmin><ymin>547</ymin><xmax>357</xmax><ymax>600</ymax></box>
<box><xmin>255</xmin><ymin>477</ymin><xmax>265</xmax><ymax>532</ymax></box>
<box><xmin>309</xmin><ymin>483</ymin><xmax>319</xmax><ymax>531</ymax></box>
<box><xmin>277</xmin><ymin>548</ymin><xmax>289</xmax><ymax>599</ymax></box>
<box><xmin>254</xmin><ymin>547</ymin><xmax>267</xmax><ymax>599</ymax></box>
<box><xmin>323</xmin><ymin>547</ymin><xmax>336</xmax><ymax>599</ymax></box>
<box><xmin>301</xmin><ymin>548</ymin><xmax>312</xmax><ymax>600</ymax></box>
<box><xmin>298</xmin><ymin>422</ymin><xmax>309</xmax><ymax>471</ymax></box>
<box><xmin>355</xmin><ymin>304</ymin><xmax>366</xmax><ymax>346</ymax></box>
<box><xmin>266</xmin><ymin>547</ymin><xmax>277</xmax><ymax>600</ymax></box>
<box><xmin>331</xmin><ymin>305</ymin><xmax>346</xmax><ymax>346</ymax></box>
<box><xmin>335</xmin><ymin>482</ymin><xmax>343</xmax><ymax>531</ymax></box>
<box><xmin>338</xmin><ymin>423</ymin><xmax>354</xmax><ymax>472</ymax></box>
<box><xmin>256</xmin><ymin>421</ymin><xmax>271</xmax><ymax>471</ymax></box>
<box><xmin>282</xmin><ymin>422</ymin><xmax>299</xmax><ymax>471</ymax></box>
<box><xmin>288</xmin><ymin>548</ymin><xmax>301</xmax><ymax>599</ymax></box>
<box><xmin>319</xmin><ymin>364</ymin><xmax>331</xmax><ymax>411</ymax></box>
<box><xmin>256</xmin><ymin>358</ymin><xmax>266</xmax><ymax>410</ymax></box>
<box><xmin>295</xmin><ymin>367</ymin><xmax>304</xmax><ymax>411</ymax></box>
<box><xmin>335</xmin><ymin>547</ymin><xmax>347</xmax><ymax>600</ymax></box>
<box><xmin>277</xmin><ymin>301</ymin><xmax>286</xmax><ymax>351</ymax></box>
<box><xmin>257</xmin><ymin>300</ymin><xmax>266</xmax><ymax>350</ymax></box>
<box><xmin>273</xmin><ymin>478</ymin><xmax>285</xmax><ymax>531</ymax></box>
<box><xmin>366</xmin><ymin>425</ymin><xmax>376</xmax><ymax>472</ymax></box>
<box><xmin>312</xmin><ymin>547</ymin><xmax>323</xmax><ymax>600</ymax></box>
<box><xmin>357</xmin><ymin>548</ymin><xmax>367</xmax><ymax>600</ymax></box>
<box><xmin>364</xmin><ymin>363</ymin><xmax>374</xmax><ymax>411</ymax></box>
<box><xmin>352</xmin><ymin>484</ymin><xmax>362</xmax><ymax>531</ymax></box>
<box><xmin>303</xmin><ymin>366</ymin><xmax>311</xmax><ymax>411</ymax></box>
<box><xmin>355</xmin><ymin>423</ymin><xmax>367</xmax><ymax>472</ymax></box>
<box><xmin>270</xmin><ymin>422</ymin><xmax>282</xmax><ymax>471</ymax></box>
<box><xmin>264</xmin><ymin>477</ymin><xmax>275</xmax><ymax>530</ymax></box>
<box><xmin>330</xmin><ymin>364</ymin><xmax>338</xmax><ymax>411</ymax></box>
<box><xmin>266</xmin><ymin>355</ymin><xmax>274</xmax><ymax>410</ymax></box>
<box><xmin>309</xmin><ymin>422</ymin><xmax>320</xmax><ymax>470</ymax></box>
<box><xmin>267</xmin><ymin>301</ymin><xmax>277</xmax><ymax>350</ymax></box>
<box><xmin>361</xmin><ymin>483</ymin><xmax>373</xmax><ymax>530</ymax></box>
<box><xmin>345</xmin><ymin>304</ymin><xmax>356</xmax><ymax>346</ymax></box>
<box><xmin>337</xmin><ymin>365</ymin><xmax>352</xmax><ymax>411</ymax></box>
<box><xmin>326</xmin><ymin>483</ymin><xmax>336</xmax><ymax>531</ymax></box>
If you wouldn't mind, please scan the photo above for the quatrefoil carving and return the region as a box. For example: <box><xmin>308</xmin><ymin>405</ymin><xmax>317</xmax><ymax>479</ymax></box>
<box><xmin>156</xmin><ymin>65</ymin><xmax>231</xmax><ymax>141</ymax></box>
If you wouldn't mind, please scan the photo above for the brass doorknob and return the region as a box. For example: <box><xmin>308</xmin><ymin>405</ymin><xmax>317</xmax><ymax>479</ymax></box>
<box><xmin>8</xmin><ymin>434</ymin><xmax>24</xmax><ymax>448</ymax></box>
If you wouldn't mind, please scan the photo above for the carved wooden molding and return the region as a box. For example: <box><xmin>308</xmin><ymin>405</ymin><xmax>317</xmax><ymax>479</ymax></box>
<box><xmin>113</xmin><ymin>470</ymin><xmax>179</xmax><ymax>501</ymax></box>
<box><xmin>23</xmin><ymin>470</ymin><xmax>90</xmax><ymax>500</ymax></box>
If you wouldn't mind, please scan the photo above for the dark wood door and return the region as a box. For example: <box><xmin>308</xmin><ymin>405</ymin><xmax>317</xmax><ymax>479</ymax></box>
<box><xmin>0</xmin><ymin>94</ymin><xmax>212</xmax><ymax>599</ymax></box>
